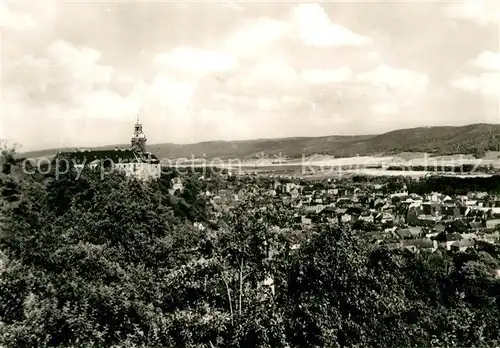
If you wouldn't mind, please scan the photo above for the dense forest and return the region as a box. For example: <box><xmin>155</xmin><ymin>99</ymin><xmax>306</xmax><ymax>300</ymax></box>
<box><xmin>1</xmin><ymin>148</ymin><xmax>500</xmax><ymax>347</ymax></box>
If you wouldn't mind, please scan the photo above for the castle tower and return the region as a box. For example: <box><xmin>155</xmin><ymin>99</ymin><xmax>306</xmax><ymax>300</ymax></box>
<box><xmin>131</xmin><ymin>114</ymin><xmax>147</xmax><ymax>153</ymax></box>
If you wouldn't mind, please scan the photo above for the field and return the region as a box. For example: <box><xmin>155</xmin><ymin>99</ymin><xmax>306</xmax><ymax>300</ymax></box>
<box><xmin>170</xmin><ymin>153</ymin><xmax>500</xmax><ymax>178</ymax></box>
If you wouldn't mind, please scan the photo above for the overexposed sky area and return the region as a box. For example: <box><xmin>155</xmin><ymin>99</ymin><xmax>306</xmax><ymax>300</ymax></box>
<box><xmin>1</xmin><ymin>0</ymin><xmax>500</xmax><ymax>151</ymax></box>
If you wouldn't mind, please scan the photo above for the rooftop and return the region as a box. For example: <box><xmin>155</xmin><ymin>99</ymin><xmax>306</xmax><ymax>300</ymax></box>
<box><xmin>56</xmin><ymin>148</ymin><xmax>159</xmax><ymax>164</ymax></box>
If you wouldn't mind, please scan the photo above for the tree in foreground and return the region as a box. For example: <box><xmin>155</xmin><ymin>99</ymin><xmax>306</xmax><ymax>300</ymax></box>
<box><xmin>1</xmin><ymin>158</ymin><xmax>500</xmax><ymax>347</ymax></box>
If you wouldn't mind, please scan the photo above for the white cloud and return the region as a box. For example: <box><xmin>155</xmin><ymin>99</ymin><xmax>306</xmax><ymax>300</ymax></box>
<box><xmin>356</xmin><ymin>64</ymin><xmax>429</xmax><ymax>94</ymax></box>
<box><xmin>5</xmin><ymin>40</ymin><xmax>115</xmax><ymax>105</ymax></box>
<box><xmin>3</xmin><ymin>38</ymin><xmax>204</xmax><ymax>148</ymax></box>
<box><xmin>291</xmin><ymin>3</ymin><xmax>371</xmax><ymax>47</ymax></box>
<box><xmin>224</xmin><ymin>4</ymin><xmax>371</xmax><ymax>58</ymax></box>
<box><xmin>370</xmin><ymin>102</ymin><xmax>399</xmax><ymax>115</ymax></box>
<box><xmin>234</xmin><ymin>58</ymin><xmax>301</xmax><ymax>93</ymax></box>
<box><xmin>445</xmin><ymin>0</ymin><xmax>500</xmax><ymax>25</ymax></box>
<box><xmin>301</xmin><ymin>66</ymin><xmax>353</xmax><ymax>85</ymax></box>
<box><xmin>5</xmin><ymin>40</ymin><xmax>152</xmax><ymax>125</ymax></box>
<box><xmin>468</xmin><ymin>51</ymin><xmax>500</xmax><ymax>72</ymax></box>
<box><xmin>366</xmin><ymin>51</ymin><xmax>380</xmax><ymax>62</ymax></box>
<box><xmin>0</xmin><ymin>3</ymin><xmax>35</xmax><ymax>30</ymax></box>
<box><xmin>451</xmin><ymin>51</ymin><xmax>500</xmax><ymax>97</ymax></box>
<box><xmin>219</xmin><ymin>1</ymin><xmax>244</xmax><ymax>11</ymax></box>
<box><xmin>225</xmin><ymin>18</ymin><xmax>290</xmax><ymax>58</ymax></box>
<box><xmin>148</xmin><ymin>74</ymin><xmax>197</xmax><ymax>110</ymax></box>
<box><xmin>0</xmin><ymin>0</ymin><xmax>58</xmax><ymax>32</ymax></box>
<box><xmin>451</xmin><ymin>73</ymin><xmax>500</xmax><ymax>97</ymax></box>
<box><xmin>255</xmin><ymin>97</ymin><xmax>282</xmax><ymax>111</ymax></box>
<box><xmin>4</xmin><ymin>2</ymin><xmax>459</xmax><ymax>149</ymax></box>
<box><xmin>352</xmin><ymin>64</ymin><xmax>429</xmax><ymax>115</ymax></box>
<box><xmin>47</xmin><ymin>40</ymin><xmax>114</xmax><ymax>85</ymax></box>
<box><xmin>72</xmin><ymin>90</ymin><xmax>141</xmax><ymax>120</ymax></box>
<box><xmin>153</xmin><ymin>47</ymin><xmax>236</xmax><ymax>78</ymax></box>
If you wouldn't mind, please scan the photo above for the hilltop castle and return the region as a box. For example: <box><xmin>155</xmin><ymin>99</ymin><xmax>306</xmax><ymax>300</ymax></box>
<box><xmin>57</xmin><ymin>116</ymin><xmax>161</xmax><ymax>180</ymax></box>
<box><xmin>131</xmin><ymin>115</ymin><xmax>147</xmax><ymax>153</ymax></box>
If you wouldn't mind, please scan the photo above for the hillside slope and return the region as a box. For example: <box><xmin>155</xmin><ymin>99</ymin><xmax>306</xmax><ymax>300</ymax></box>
<box><xmin>19</xmin><ymin>123</ymin><xmax>500</xmax><ymax>160</ymax></box>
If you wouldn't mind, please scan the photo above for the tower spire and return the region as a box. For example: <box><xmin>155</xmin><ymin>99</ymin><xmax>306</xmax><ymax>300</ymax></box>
<box><xmin>131</xmin><ymin>114</ymin><xmax>147</xmax><ymax>153</ymax></box>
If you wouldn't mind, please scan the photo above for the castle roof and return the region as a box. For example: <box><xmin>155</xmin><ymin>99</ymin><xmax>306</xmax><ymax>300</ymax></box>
<box><xmin>56</xmin><ymin>148</ymin><xmax>159</xmax><ymax>165</ymax></box>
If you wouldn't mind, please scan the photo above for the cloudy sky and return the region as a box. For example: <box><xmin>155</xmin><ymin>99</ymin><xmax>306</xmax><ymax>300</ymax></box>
<box><xmin>1</xmin><ymin>0</ymin><xmax>500</xmax><ymax>151</ymax></box>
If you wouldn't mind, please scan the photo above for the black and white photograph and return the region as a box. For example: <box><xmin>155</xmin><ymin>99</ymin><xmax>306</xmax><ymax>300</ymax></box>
<box><xmin>1</xmin><ymin>0</ymin><xmax>500</xmax><ymax>346</ymax></box>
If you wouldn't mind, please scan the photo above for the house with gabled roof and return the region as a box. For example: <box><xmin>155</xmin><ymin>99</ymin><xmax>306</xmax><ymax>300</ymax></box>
<box><xmin>402</xmin><ymin>238</ymin><xmax>437</xmax><ymax>252</ymax></box>
<box><xmin>435</xmin><ymin>232</ymin><xmax>463</xmax><ymax>250</ymax></box>
<box><xmin>395</xmin><ymin>228</ymin><xmax>412</xmax><ymax>240</ymax></box>
<box><xmin>450</xmin><ymin>239</ymin><xmax>475</xmax><ymax>252</ymax></box>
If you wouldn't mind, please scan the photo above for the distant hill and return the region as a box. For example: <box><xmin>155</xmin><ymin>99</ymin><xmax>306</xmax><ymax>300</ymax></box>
<box><xmin>19</xmin><ymin>123</ymin><xmax>500</xmax><ymax>160</ymax></box>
